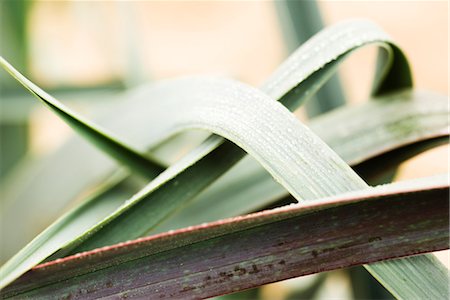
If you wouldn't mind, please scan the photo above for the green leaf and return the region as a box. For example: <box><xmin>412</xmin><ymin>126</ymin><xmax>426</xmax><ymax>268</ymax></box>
<box><xmin>367</xmin><ymin>253</ymin><xmax>450</xmax><ymax>299</ymax></box>
<box><xmin>275</xmin><ymin>0</ymin><xmax>346</xmax><ymax>116</ymax></box>
<box><xmin>0</xmin><ymin>20</ymin><xmax>411</xmax><ymax>260</ymax></box>
<box><xmin>3</xmin><ymin>88</ymin><xmax>446</xmax><ymax>293</ymax></box>
<box><xmin>58</xmin><ymin>74</ymin><xmax>371</xmax><ymax>253</ymax></box>
<box><xmin>153</xmin><ymin>89</ymin><xmax>449</xmax><ymax>233</ymax></box>
<box><xmin>2</xmin><ymin>175</ymin><xmax>448</xmax><ymax>298</ymax></box>
<box><xmin>0</xmin><ymin>56</ymin><xmax>164</xmax><ymax>179</ymax></box>
<box><xmin>1</xmin><ymin>20</ymin><xmax>445</xmax><ymax>299</ymax></box>
<box><xmin>260</xmin><ymin>19</ymin><xmax>412</xmax><ymax>105</ymax></box>
<box><xmin>0</xmin><ymin>91</ymin><xmax>202</xmax><ymax>263</ymax></box>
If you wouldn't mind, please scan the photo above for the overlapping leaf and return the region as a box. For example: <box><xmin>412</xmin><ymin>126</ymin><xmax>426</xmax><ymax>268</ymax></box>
<box><xmin>3</xmin><ymin>87</ymin><xmax>447</xmax><ymax>295</ymax></box>
<box><xmin>0</xmin><ymin>20</ymin><xmax>409</xmax><ymax>258</ymax></box>
<box><xmin>0</xmin><ymin>57</ymin><xmax>164</xmax><ymax>179</ymax></box>
<box><xmin>1</xmin><ymin>175</ymin><xmax>448</xmax><ymax>299</ymax></box>
<box><xmin>154</xmin><ymin>90</ymin><xmax>449</xmax><ymax>233</ymax></box>
<box><xmin>0</xmin><ymin>20</ymin><xmax>447</xmax><ymax>299</ymax></box>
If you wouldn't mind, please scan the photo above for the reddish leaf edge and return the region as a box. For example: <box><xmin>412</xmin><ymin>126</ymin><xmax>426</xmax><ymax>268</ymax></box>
<box><xmin>2</xmin><ymin>176</ymin><xmax>448</xmax><ymax>299</ymax></box>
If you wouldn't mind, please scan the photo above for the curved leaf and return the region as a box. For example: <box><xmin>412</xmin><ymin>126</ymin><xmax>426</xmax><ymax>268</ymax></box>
<box><xmin>154</xmin><ymin>89</ymin><xmax>449</xmax><ymax>233</ymax></box>
<box><xmin>0</xmin><ymin>20</ymin><xmax>445</xmax><ymax>299</ymax></box>
<box><xmin>2</xmin><ymin>89</ymin><xmax>447</xmax><ymax>293</ymax></box>
<box><xmin>0</xmin><ymin>19</ymin><xmax>410</xmax><ymax>260</ymax></box>
<box><xmin>0</xmin><ymin>57</ymin><xmax>164</xmax><ymax>179</ymax></box>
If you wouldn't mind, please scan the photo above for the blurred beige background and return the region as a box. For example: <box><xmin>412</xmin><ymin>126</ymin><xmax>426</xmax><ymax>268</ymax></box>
<box><xmin>28</xmin><ymin>1</ymin><xmax>448</xmax><ymax>97</ymax></box>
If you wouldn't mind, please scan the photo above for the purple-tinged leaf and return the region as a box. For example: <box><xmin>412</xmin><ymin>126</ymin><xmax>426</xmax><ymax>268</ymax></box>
<box><xmin>2</xmin><ymin>176</ymin><xmax>448</xmax><ymax>299</ymax></box>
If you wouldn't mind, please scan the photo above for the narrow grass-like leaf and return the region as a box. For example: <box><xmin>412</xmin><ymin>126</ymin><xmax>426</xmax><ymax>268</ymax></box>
<box><xmin>57</xmin><ymin>76</ymin><xmax>367</xmax><ymax>253</ymax></box>
<box><xmin>154</xmin><ymin>89</ymin><xmax>449</xmax><ymax>233</ymax></box>
<box><xmin>311</xmin><ymin>90</ymin><xmax>448</xmax><ymax>163</ymax></box>
<box><xmin>367</xmin><ymin>254</ymin><xmax>450</xmax><ymax>300</ymax></box>
<box><xmin>1</xmin><ymin>175</ymin><xmax>448</xmax><ymax>299</ymax></box>
<box><xmin>261</xmin><ymin>19</ymin><xmax>411</xmax><ymax>104</ymax></box>
<box><xmin>2</xmin><ymin>88</ymin><xmax>443</xmax><ymax>264</ymax></box>
<box><xmin>0</xmin><ymin>20</ymin><xmax>443</xmax><ymax>298</ymax></box>
<box><xmin>355</xmin><ymin>136</ymin><xmax>448</xmax><ymax>185</ymax></box>
<box><xmin>2</xmin><ymin>77</ymin><xmax>446</xmax><ymax>298</ymax></box>
<box><xmin>2</xmin><ymin>88</ymin><xmax>446</xmax><ymax>293</ymax></box>
<box><xmin>0</xmin><ymin>57</ymin><xmax>164</xmax><ymax>179</ymax></box>
<box><xmin>275</xmin><ymin>0</ymin><xmax>346</xmax><ymax>116</ymax></box>
<box><xmin>0</xmin><ymin>19</ymin><xmax>410</xmax><ymax>255</ymax></box>
<box><xmin>0</xmin><ymin>93</ymin><xmax>201</xmax><ymax>263</ymax></box>
<box><xmin>1</xmin><ymin>20</ymin><xmax>411</xmax><ymax>216</ymax></box>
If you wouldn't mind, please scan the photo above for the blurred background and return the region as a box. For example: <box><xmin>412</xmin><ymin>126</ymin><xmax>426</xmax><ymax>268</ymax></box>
<box><xmin>0</xmin><ymin>1</ymin><xmax>448</xmax><ymax>299</ymax></box>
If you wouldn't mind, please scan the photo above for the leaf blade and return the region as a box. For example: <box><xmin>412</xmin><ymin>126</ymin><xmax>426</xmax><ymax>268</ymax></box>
<box><xmin>0</xmin><ymin>20</ymin><xmax>444</xmax><ymax>299</ymax></box>
<box><xmin>2</xmin><ymin>176</ymin><xmax>448</xmax><ymax>299</ymax></box>
<box><xmin>0</xmin><ymin>57</ymin><xmax>164</xmax><ymax>179</ymax></box>
<box><xmin>154</xmin><ymin>89</ymin><xmax>449</xmax><ymax>233</ymax></box>
<box><xmin>3</xmin><ymin>89</ymin><xmax>447</xmax><ymax>292</ymax></box>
